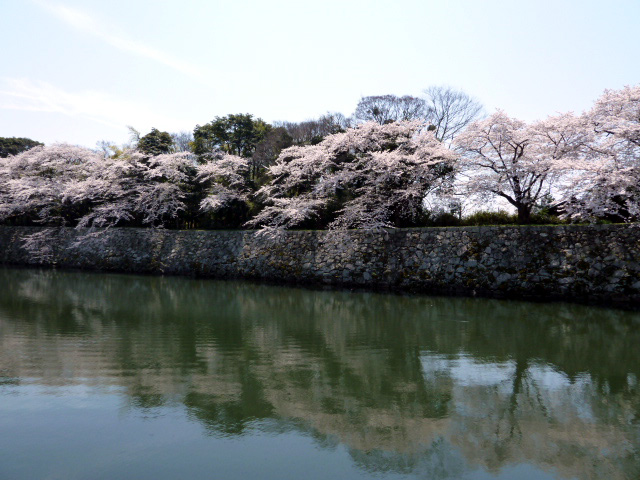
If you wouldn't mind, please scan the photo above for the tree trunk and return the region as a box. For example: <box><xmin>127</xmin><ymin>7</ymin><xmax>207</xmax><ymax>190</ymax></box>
<box><xmin>517</xmin><ymin>204</ymin><xmax>531</xmax><ymax>224</ymax></box>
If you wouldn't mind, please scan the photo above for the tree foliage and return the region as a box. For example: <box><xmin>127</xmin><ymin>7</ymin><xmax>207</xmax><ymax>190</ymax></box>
<box><xmin>137</xmin><ymin>128</ymin><xmax>174</xmax><ymax>156</ymax></box>
<box><xmin>193</xmin><ymin>114</ymin><xmax>271</xmax><ymax>157</ymax></box>
<box><xmin>0</xmin><ymin>137</ymin><xmax>43</xmax><ymax>158</ymax></box>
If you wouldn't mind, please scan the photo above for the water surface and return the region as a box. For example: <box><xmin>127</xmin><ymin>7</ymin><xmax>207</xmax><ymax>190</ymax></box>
<box><xmin>0</xmin><ymin>267</ymin><xmax>638</xmax><ymax>480</ymax></box>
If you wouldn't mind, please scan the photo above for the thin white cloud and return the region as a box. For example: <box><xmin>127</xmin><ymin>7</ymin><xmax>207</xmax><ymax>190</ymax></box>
<box><xmin>33</xmin><ymin>1</ymin><xmax>208</xmax><ymax>82</ymax></box>
<box><xmin>0</xmin><ymin>77</ymin><xmax>189</xmax><ymax>132</ymax></box>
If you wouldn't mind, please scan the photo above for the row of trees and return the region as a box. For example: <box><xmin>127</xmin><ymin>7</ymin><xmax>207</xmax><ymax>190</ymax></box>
<box><xmin>0</xmin><ymin>144</ymin><xmax>257</xmax><ymax>230</ymax></box>
<box><xmin>0</xmin><ymin>85</ymin><xmax>638</xmax><ymax>233</ymax></box>
<box><xmin>93</xmin><ymin>86</ymin><xmax>483</xmax><ymax>182</ymax></box>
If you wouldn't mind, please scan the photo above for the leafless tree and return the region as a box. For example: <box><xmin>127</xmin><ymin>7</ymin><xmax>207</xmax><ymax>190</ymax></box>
<box><xmin>170</xmin><ymin>131</ymin><xmax>194</xmax><ymax>153</ymax></box>
<box><xmin>318</xmin><ymin>112</ymin><xmax>352</xmax><ymax>132</ymax></box>
<box><xmin>395</xmin><ymin>96</ymin><xmax>428</xmax><ymax>121</ymax></box>
<box><xmin>274</xmin><ymin>112</ymin><xmax>351</xmax><ymax>145</ymax></box>
<box><xmin>95</xmin><ymin>140</ymin><xmax>117</xmax><ymax>159</ymax></box>
<box><xmin>250</xmin><ymin>127</ymin><xmax>293</xmax><ymax>181</ymax></box>
<box><xmin>354</xmin><ymin>95</ymin><xmax>427</xmax><ymax>124</ymax></box>
<box><xmin>423</xmin><ymin>86</ymin><xmax>484</xmax><ymax>144</ymax></box>
<box><xmin>273</xmin><ymin>120</ymin><xmax>318</xmax><ymax>145</ymax></box>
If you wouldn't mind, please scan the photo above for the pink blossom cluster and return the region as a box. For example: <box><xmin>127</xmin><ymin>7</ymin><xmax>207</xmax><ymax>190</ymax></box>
<box><xmin>246</xmin><ymin>121</ymin><xmax>456</xmax><ymax>232</ymax></box>
<box><xmin>0</xmin><ymin>146</ymin><xmax>250</xmax><ymax>230</ymax></box>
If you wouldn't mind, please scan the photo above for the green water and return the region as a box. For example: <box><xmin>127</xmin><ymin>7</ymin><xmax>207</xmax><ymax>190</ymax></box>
<box><xmin>0</xmin><ymin>267</ymin><xmax>638</xmax><ymax>480</ymax></box>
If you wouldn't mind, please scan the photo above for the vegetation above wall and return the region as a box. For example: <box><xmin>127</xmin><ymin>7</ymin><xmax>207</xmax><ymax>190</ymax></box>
<box><xmin>0</xmin><ymin>85</ymin><xmax>638</xmax><ymax>232</ymax></box>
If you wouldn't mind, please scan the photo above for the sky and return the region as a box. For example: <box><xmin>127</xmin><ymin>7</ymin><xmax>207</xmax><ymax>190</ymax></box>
<box><xmin>1</xmin><ymin>0</ymin><xmax>639</xmax><ymax>148</ymax></box>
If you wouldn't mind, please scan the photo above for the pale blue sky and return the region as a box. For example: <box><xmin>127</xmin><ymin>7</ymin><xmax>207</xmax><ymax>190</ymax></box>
<box><xmin>1</xmin><ymin>0</ymin><xmax>638</xmax><ymax>147</ymax></box>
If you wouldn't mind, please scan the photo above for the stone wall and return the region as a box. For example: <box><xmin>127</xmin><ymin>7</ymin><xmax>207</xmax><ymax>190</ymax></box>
<box><xmin>0</xmin><ymin>225</ymin><xmax>638</xmax><ymax>304</ymax></box>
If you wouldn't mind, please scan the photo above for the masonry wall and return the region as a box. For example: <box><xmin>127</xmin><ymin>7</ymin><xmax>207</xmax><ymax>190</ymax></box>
<box><xmin>0</xmin><ymin>225</ymin><xmax>638</xmax><ymax>304</ymax></box>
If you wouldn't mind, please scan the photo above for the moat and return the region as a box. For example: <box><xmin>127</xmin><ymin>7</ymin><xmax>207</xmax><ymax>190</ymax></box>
<box><xmin>0</xmin><ymin>267</ymin><xmax>638</xmax><ymax>479</ymax></box>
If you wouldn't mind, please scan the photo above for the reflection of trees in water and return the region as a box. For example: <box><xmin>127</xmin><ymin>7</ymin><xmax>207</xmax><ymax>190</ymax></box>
<box><xmin>0</xmin><ymin>267</ymin><xmax>638</xmax><ymax>479</ymax></box>
<box><xmin>349</xmin><ymin>438</ymin><xmax>468</xmax><ymax>479</ymax></box>
<box><xmin>445</xmin><ymin>359</ymin><xmax>637</xmax><ymax>479</ymax></box>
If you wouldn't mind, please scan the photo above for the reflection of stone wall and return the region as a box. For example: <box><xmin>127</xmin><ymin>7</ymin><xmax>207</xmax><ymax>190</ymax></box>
<box><xmin>1</xmin><ymin>224</ymin><xmax>639</xmax><ymax>303</ymax></box>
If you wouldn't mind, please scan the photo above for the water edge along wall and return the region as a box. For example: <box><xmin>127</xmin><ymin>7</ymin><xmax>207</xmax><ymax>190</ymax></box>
<box><xmin>0</xmin><ymin>224</ymin><xmax>639</xmax><ymax>305</ymax></box>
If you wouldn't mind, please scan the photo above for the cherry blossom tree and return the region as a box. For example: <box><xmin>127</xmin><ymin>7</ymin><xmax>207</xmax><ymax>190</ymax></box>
<box><xmin>0</xmin><ymin>144</ymin><xmax>132</xmax><ymax>260</ymax></box>
<box><xmin>0</xmin><ymin>144</ymin><xmax>200</xmax><ymax>230</ymax></box>
<box><xmin>247</xmin><ymin>121</ymin><xmax>456</xmax><ymax>232</ymax></box>
<box><xmin>589</xmin><ymin>85</ymin><xmax>640</xmax><ymax>164</ymax></box>
<box><xmin>68</xmin><ymin>149</ymin><xmax>200</xmax><ymax>230</ymax></box>
<box><xmin>563</xmin><ymin>85</ymin><xmax>640</xmax><ymax>221</ymax></box>
<box><xmin>67</xmin><ymin>153</ymin><xmax>139</xmax><ymax>229</ymax></box>
<box><xmin>0</xmin><ymin>144</ymin><xmax>103</xmax><ymax>226</ymax></box>
<box><xmin>129</xmin><ymin>151</ymin><xmax>196</xmax><ymax>227</ymax></box>
<box><xmin>197</xmin><ymin>151</ymin><xmax>253</xmax><ymax>226</ymax></box>
<box><xmin>453</xmin><ymin>111</ymin><xmax>586</xmax><ymax>223</ymax></box>
<box><xmin>0</xmin><ymin>140</ymin><xmax>265</xmax><ymax>235</ymax></box>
